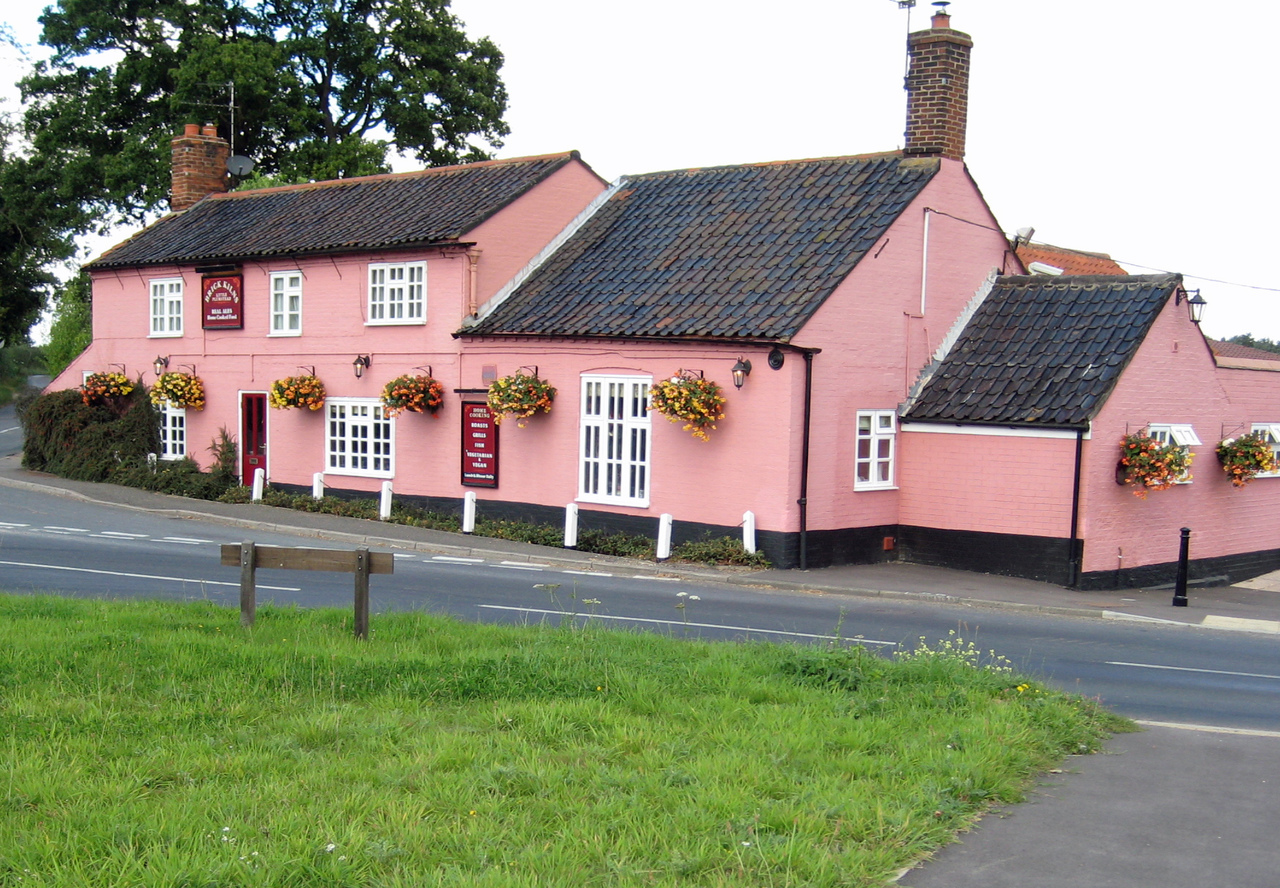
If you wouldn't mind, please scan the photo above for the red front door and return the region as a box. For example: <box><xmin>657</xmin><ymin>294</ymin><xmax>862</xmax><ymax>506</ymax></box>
<box><xmin>241</xmin><ymin>393</ymin><xmax>267</xmax><ymax>486</ymax></box>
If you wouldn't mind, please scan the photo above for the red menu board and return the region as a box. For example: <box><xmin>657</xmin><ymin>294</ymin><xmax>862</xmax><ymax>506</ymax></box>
<box><xmin>461</xmin><ymin>402</ymin><xmax>498</xmax><ymax>487</ymax></box>
<box><xmin>202</xmin><ymin>274</ymin><xmax>244</xmax><ymax>329</ymax></box>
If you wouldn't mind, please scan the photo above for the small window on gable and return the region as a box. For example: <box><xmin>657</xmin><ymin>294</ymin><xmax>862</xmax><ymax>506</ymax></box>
<box><xmin>855</xmin><ymin>410</ymin><xmax>896</xmax><ymax>490</ymax></box>
<box><xmin>1250</xmin><ymin>424</ymin><xmax>1280</xmax><ymax>478</ymax></box>
<box><xmin>1148</xmin><ymin>423</ymin><xmax>1200</xmax><ymax>483</ymax></box>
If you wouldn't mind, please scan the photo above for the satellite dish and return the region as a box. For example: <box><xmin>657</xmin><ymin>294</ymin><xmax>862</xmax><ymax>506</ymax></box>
<box><xmin>226</xmin><ymin>155</ymin><xmax>255</xmax><ymax>177</ymax></box>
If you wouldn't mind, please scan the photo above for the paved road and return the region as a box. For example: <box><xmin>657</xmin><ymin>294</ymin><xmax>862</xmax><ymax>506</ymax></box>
<box><xmin>0</xmin><ymin>402</ymin><xmax>20</xmax><ymax>458</ymax></box>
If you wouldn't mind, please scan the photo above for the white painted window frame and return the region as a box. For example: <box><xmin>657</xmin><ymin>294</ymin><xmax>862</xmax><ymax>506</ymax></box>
<box><xmin>1250</xmin><ymin>423</ymin><xmax>1280</xmax><ymax>479</ymax></box>
<box><xmin>325</xmin><ymin>398</ymin><xmax>395</xmax><ymax>478</ymax></box>
<box><xmin>269</xmin><ymin>271</ymin><xmax>303</xmax><ymax>336</ymax></box>
<box><xmin>1148</xmin><ymin>423</ymin><xmax>1200</xmax><ymax>484</ymax></box>
<box><xmin>854</xmin><ymin>409</ymin><xmax>897</xmax><ymax>490</ymax></box>
<box><xmin>579</xmin><ymin>374</ymin><xmax>652</xmax><ymax>507</ymax></box>
<box><xmin>149</xmin><ymin>277</ymin><xmax>184</xmax><ymax>337</ymax></box>
<box><xmin>158</xmin><ymin>403</ymin><xmax>187</xmax><ymax>460</ymax></box>
<box><xmin>367</xmin><ymin>261</ymin><xmax>426</xmax><ymax>325</ymax></box>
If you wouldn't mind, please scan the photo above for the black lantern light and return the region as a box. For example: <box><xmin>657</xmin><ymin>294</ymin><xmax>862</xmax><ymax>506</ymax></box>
<box><xmin>352</xmin><ymin>355</ymin><xmax>372</xmax><ymax>378</ymax></box>
<box><xmin>731</xmin><ymin>357</ymin><xmax>752</xmax><ymax>389</ymax></box>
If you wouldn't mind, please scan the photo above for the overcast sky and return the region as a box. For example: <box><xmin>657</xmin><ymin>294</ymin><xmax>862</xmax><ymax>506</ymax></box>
<box><xmin>4</xmin><ymin>0</ymin><xmax>1276</xmax><ymax>341</ymax></box>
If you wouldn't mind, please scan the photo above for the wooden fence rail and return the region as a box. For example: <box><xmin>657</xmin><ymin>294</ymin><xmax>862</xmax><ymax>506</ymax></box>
<box><xmin>220</xmin><ymin>542</ymin><xmax>395</xmax><ymax>639</ymax></box>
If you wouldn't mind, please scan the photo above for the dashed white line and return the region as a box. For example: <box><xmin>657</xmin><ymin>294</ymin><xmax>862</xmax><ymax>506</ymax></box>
<box><xmin>0</xmin><ymin>522</ymin><xmax>30</xmax><ymax>528</ymax></box>
<box><xmin>431</xmin><ymin>556</ymin><xmax>485</xmax><ymax>564</ymax></box>
<box><xmin>44</xmin><ymin>526</ymin><xmax>90</xmax><ymax>533</ymax></box>
<box><xmin>97</xmin><ymin>531</ymin><xmax>149</xmax><ymax>539</ymax></box>
<box><xmin>1136</xmin><ymin>720</ymin><xmax>1280</xmax><ymax>738</ymax></box>
<box><xmin>493</xmin><ymin>564</ymin><xmax>544</xmax><ymax>572</ymax></box>
<box><xmin>563</xmin><ymin>570</ymin><xmax>613</xmax><ymax>577</ymax></box>
<box><xmin>632</xmin><ymin>575</ymin><xmax>682</xmax><ymax>582</ymax></box>
<box><xmin>478</xmin><ymin>604</ymin><xmax>897</xmax><ymax>645</ymax></box>
<box><xmin>162</xmin><ymin>536</ymin><xmax>216</xmax><ymax>544</ymax></box>
<box><xmin>0</xmin><ymin>559</ymin><xmax>300</xmax><ymax>591</ymax></box>
<box><xmin>1107</xmin><ymin>661</ymin><xmax>1280</xmax><ymax>681</ymax></box>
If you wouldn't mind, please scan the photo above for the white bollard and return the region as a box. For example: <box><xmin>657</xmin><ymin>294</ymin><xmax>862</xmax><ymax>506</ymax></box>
<box><xmin>379</xmin><ymin>481</ymin><xmax>393</xmax><ymax>520</ymax></box>
<box><xmin>656</xmin><ymin>513</ymin><xmax>673</xmax><ymax>561</ymax></box>
<box><xmin>462</xmin><ymin>491</ymin><xmax>477</xmax><ymax>534</ymax></box>
<box><xmin>312</xmin><ymin>472</ymin><xmax>325</xmax><ymax>500</ymax></box>
<box><xmin>147</xmin><ymin>453</ymin><xmax>158</xmax><ymax>471</ymax></box>
<box><xmin>564</xmin><ymin>503</ymin><xmax>579</xmax><ymax>548</ymax></box>
<box><xmin>251</xmin><ymin>467</ymin><xmax>265</xmax><ymax>501</ymax></box>
<box><xmin>743</xmin><ymin>510</ymin><xmax>757</xmax><ymax>554</ymax></box>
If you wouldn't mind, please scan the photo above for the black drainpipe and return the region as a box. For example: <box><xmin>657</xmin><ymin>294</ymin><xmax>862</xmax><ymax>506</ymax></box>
<box><xmin>1067</xmin><ymin>428</ymin><xmax>1084</xmax><ymax>587</ymax></box>
<box><xmin>798</xmin><ymin>351</ymin><xmax>815</xmax><ymax>570</ymax></box>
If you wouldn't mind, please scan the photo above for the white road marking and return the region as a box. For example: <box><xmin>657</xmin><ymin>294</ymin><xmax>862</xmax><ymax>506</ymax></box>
<box><xmin>97</xmin><ymin>531</ymin><xmax>149</xmax><ymax>539</ymax></box>
<box><xmin>1136</xmin><ymin>720</ymin><xmax>1280</xmax><ymax>738</ymax></box>
<box><xmin>43</xmin><ymin>526</ymin><xmax>89</xmax><ymax>533</ymax></box>
<box><xmin>563</xmin><ymin>570</ymin><xmax>613</xmax><ymax>577</ymax></box>
<box><xmin>1107</xmin><ymin>661</ymin><xmax>1280</xmax><ymax>681</ymax></box>
<box><xmin>0</xmin><ymin>559</ymin><xmax>301</xmax><ymax>591</ymax></box>
<box><xmin>162</xmin><ymin>536</ymin><xmax>216</xmax><ymax>544</ymax></box>
<box><xmin>431</xmin><ymin>556</ymin><xmax>484</xmax><ymax>564</ymax></box>
<box><xmin>632</xmin><ymin>575</ymin><xmax>681</xmax><ymax>582</ymax></box>
<box><xmin>0</xmin><ymin>522</ymin><xmax>30</xmax><ymax>528</ymax></box>
<box><xmin>501</xmin><ymin>560</ymin><xmax>552</xmax><ymax>568</ymax></box>
<box><xmin>0</xmin><ymin>426</ymin><xmax>19</xmax><ymax>434</ymax></box>
<box><xmin>478</xmin><ymin>604</ymin><xmax>897</xmax><ymax>645</ymax></box>
<box><xmin>492</xmin><ymin>564</ymin><xmax>544</xmax><ymax>571</ymax></box>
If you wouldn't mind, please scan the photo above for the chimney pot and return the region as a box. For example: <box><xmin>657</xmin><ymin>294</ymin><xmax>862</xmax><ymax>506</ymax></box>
<box><xmin>184</xmin><ymin>123</ymin><xmax>201</xmax><ymax>136</ymax></box>
<box><xmin>201</xmin><ymin>123</ymin><xmax>218</xmax><ymax>137</ymax></box>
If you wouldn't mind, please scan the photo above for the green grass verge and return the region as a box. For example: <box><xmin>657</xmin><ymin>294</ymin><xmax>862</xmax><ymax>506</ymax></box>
<box><xmin>0</xmin><ymin>595</ymin><xmax>1130</xmax><ymax>887</ymax></box>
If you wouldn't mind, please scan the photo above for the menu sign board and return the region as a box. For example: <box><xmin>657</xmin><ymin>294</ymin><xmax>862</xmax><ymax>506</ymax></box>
<box><xmin>202</xmin><ymin>274</ymin><xmax>243</xmax><ymax>329</ymax></box>
<box><xmin>461</xmin><ymin>403</ymin><xmax>498</xmax><ymax>487</ymax></box>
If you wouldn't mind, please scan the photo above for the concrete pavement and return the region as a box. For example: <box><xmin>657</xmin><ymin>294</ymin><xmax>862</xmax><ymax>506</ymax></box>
<box><xmin>1</xmin><ymin>453</ymin><xmax>1278</xmax><ymax>886</ymax></box>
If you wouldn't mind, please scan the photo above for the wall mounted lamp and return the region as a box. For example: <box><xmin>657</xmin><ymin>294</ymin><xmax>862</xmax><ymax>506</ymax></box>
<box><xmin>153</xmin><ymin>355</ymin><xmax>170</xmax><ymax>376</ymax></box>
<box><xmin>1176</xmin><ymin>288</ymin><xmax>1206</xmax><ymax>324</ymax></box>
<box><xmin>352</xmin><ymin>355</ymin><xmax>372</xmax><ymax>378</ymax></box>
<box><xmin>731</xmin><ymin>357</ymin><xmax>752</xmax><ymax>389</ymax></box>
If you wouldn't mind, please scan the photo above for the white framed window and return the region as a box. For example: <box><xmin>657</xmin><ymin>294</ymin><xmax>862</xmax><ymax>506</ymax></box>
<box><xmin>855</xmin><ymin>410</ymin><xmax>897</xmax><ymax>489</ymax></box>
<box><xmin>1250</xmin><ymin>424</ymin><xmax>1280</xmax><ymax>478</ymax></box>
<box><xmin>149</xmin><ymin>278</ymin><xmax>183</xmax><ymax>337</ymax></box>
<box><xmin>579</xmin><ymin>375</ymin><xmax>651</xmax><ymax>507</ymax></box>
<box><xmin>367</xmin><ymin>262</ymin><xmax>425</xmax><ymax>324</ymax></box>
<box><xmin>1149</xmin><ymin>423</ymin><xmax>1200</xmax><ymax>483</ymax></box>
<box><xmin>270</xmin><ymin>271</ymin><xmax>302</xmax><ymax>335</ymax></box>
<box><xmin>326</xmin><ymin>399</ymin><xmax>394</xmax><ymax>478</ymax></box>
<box><xmin>158</xmin><ymin>404</ymin><xmax>186</xmax><ymax>460</ymax></box>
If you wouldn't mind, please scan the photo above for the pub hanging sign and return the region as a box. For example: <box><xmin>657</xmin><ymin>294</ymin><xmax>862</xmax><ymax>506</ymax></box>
<box><xmin>202</xmin><ymin>274</ymin><xmax>244</xmax><ymax>329</ymax></box>
<box><xmin>461</xmin><ymin>402</ymin><xmax>499</xmax><ymax>488</ymax></box>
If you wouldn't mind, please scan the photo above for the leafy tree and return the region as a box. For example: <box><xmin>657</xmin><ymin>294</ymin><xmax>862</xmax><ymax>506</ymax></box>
<box><xmin>19</xmin><ymin>0</ymin><xmax>509</xmax><ymax>232</ymax></box>
<box><xmin>44</xmin><ymin>270</ymin><xmax>92</xmax><ymax>377</ymax></box>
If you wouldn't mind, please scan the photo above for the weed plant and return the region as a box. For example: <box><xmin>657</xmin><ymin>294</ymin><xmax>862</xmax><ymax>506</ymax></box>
<box><xmin>0</xmin><ymin>595</ymin><xmax>1129</xmax><ymax>887</ymax></box>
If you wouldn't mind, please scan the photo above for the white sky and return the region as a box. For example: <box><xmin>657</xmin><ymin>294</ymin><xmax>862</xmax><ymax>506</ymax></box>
<box><xmin>4</xmin><ymin>0</ymin><xmax>1277</xmax><ymax>341</ymax></box>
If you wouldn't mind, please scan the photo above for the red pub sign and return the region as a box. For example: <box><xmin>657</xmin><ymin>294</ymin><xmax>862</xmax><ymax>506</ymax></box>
<box><xmin>461</xmin><ymin>402</ymin><xmax>498</xmax><ymax>487</ymax></box>
<box><xmin>202</xmin><ymin>274</ymin><xmax>244</xmax><ymax>329</ymax></box>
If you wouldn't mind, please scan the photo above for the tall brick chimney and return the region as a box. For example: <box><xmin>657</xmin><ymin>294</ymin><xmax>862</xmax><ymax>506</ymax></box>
<box><xmin>903</xmin><ymin>9</ymin><xmax>973</xmax><ymax>160</ymax></box>
<box><xmin>171</xmin><ymin>123</ymin><xmax>230</xmax><ymax>212</ymax></box>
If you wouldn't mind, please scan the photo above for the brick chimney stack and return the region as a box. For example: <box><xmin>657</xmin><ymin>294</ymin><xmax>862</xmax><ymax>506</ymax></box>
<box><xmin>903</xmin><ymin>10</ymin><xmax>973</xmax><ymax>160</ymax></box>
<box><xmin>171</xmin><ymin>123</ymin><xmax>230</xmax><ymax>212</ymax></box>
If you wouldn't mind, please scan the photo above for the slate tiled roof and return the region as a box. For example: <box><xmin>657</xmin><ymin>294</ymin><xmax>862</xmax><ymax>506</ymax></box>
<box><xmin>904</xmin><ymin>274</ymin><xmax>1181</xmax><ymax>428</ymax></box>
<box><xmin>1015</xmin><ymin>242</ymin><xmax>1127</xmax><ymax>275</ymax></box>
<box><xmin>88</xmin><ymin>153</ymin><xmax>582</xmax><ymax>269</ymax></box>
<box><xmin>464</xmin><ymin>153</ymin><xmax>939</xmax><ymax>340</ymax></box>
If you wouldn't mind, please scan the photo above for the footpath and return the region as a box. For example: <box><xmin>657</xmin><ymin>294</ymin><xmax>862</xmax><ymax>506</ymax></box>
<box><xmin>2</xmin><ymin>454</ymin><xmax>1279</xmax><ymax>886</ymax></box>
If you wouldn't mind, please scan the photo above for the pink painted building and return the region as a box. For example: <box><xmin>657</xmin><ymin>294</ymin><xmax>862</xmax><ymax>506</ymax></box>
<box><xmin>47</xmin><ymin>11</ymin><xmax>1280</xmax><ymax>586</ymax></box>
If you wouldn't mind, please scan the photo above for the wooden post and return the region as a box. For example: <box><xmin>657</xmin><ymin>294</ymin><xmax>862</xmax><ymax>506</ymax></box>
<box><xmin>354</xmin><ymin>547</ymin><xmax>371</xmax><ymax>640</ymax></box>
<box><xmin>239</xmin><ymin>540</ymin><xmax>257</xmax><ymax>626</ymax></box>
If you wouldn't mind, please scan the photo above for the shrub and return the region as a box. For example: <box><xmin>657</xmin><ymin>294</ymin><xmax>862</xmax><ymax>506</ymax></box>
<box><xmin>21</xmin><ymin>386</ymin><xmax>160</xmax><ymax>480</ymax></box>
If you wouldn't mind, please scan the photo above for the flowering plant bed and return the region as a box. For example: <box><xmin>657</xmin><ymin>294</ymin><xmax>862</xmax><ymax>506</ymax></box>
<box><xmin>81</xmin><ymin>371</ymin><xmax>134</xmax><ymax>406</ymax></box>
<box><xmin>269</xmin><ymin>374</ymin><xmax>326</xmax><ymax>410</ymax></box>
<box><xmin>149</xmin><ymin>372</ymin><xmax>205</xmax><ymax>410</ymax></box>
<box><xmin>1117</xmin><ymin>432</ymin><xmax>1192</xmax><ymax>497</ymax></box>
<box><xmin>1215</xmin><ymin>433</ymin><xmax>1276</xmax><ymax>488</ymax></box>
<box><xmin>487</xmin><ymin>372</ymin><xmax>556</xmax><ymax>427</ymax></box>
<box><xmin>649</xmin><ymin>373</ymin><xmax>726</xmax><ymax>441</ymax></box>
<box><xmin>381</xmin><ymin>374</ymin><xmax>445</xmax><ymax>418</ymax></box>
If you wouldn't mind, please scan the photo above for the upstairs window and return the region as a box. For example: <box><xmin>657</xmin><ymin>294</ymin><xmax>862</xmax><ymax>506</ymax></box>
<box><xmin>855</xmin><ymin>410</ymin><xmax>897</xmax><ymax>489</ymax></box>
<box><xmin>1250</xmin><ymin>424</ymin><xmax>1280</xmax><ymax>478</ymax></box>
<box><xmin>270</xmin><ymin>271</ymin><xmax>302</xmax><ymax>335</ymax></box>
<box><xmin>579</xmin><ymin>375</ymin><xmax>651</xmax><ymax>507</ymax></box>
<box><xmin>1148</xmin><ymin>424</ymin><xmax>1200</xmax><ymax>483</ymax></box>
<box><xmin>149</xmin><ymin>278</ymin><xmax>183</xmax><ymax>337</ymax></box>
<box><xmin>368</xmin><ymin>262</ymin><xmax>425</xmax><ymax>324</ymax></box>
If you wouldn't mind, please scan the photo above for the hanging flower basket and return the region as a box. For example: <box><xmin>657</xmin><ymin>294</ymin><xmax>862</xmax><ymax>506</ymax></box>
<box><xmin>649</xmin><ymin>373</ymin><xmax>726</xmax><ymax>442</ymax></box>
<box><xmin>81</xmin><ymin>371</ymin><xmax>134</xmax><ymax>406</ymax></box>
<box><xmin>1117</xmin><ymin>432</ymin><xmax>1192</xmax><ymax>498</ymax></box>
<box><xmin>1216</xmin><ymin>433</ymin><xmax>1276</xmax><ymax>488</ymax></box>
<box><xmin>381</xmin><ymin>374</ymin><xmax>445</xmax><ymax>418</ymax></box>
<box><xmin>149</xmin><ymin>372</ymin><xmax>206</xmax><ymax>410</ymax></box>
<box><xmin>487</xmin><ymin>372</ymin><xmax>556</xmax><ymax>427</ymax></box>
<box><xmin>269</xmin><ymin>374</ymin><xmax>327</xmax><ymax>410</ymax></box>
